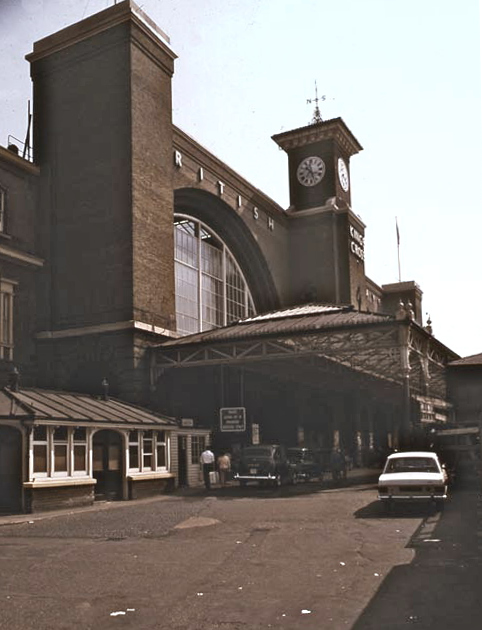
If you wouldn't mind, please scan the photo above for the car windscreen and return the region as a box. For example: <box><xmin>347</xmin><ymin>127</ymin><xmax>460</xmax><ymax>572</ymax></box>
<box><xmin>385</xmin><ymin>457</ymin><xmax>439</xmax><ymax>473</ymax></box>
<box><xmin>287</xmin><ymin>450</ymin><xmax>312</xmax><ymax>462</ymax></box>
<box><xmin>287</xmin><ymin>450</ymin><xmax>304</xmax><ymax>461</ymax></box>
<box><xmin>242</xmin><ymin>447</ymin><xmax>273</xmax><ymax>458</ymax></box>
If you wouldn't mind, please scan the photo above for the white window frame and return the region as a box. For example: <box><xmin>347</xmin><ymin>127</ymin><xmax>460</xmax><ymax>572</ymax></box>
<box><xmin>128</xmin><ymin>429</ymin><xmax>170</xmax><ymax>473</ymax></box>
<box><xmin>30</xmin><ymin>425</ymin><xmax>89</xmax><ymax>480</ymax></box>
<box><xmin>32</xmin><ymin>425</ymin><xmax>49</xmax><ymax>478</ymax></box>
<box><xmin>128</xmin><ymin>429</ymin><xmax>140</xmax><ymax>472</ymax></box>
<box><xmin>142</xmin><ymin>430</ymin><xmax>154</xmax><ymax>472</ymax></box>
<box><xmin>156</xmin><ymin>430</ymin><xmax>168</xmax><ymax>471</ymax></box>
<box><xmin>174</xmin><ymin>215</ymin><xmax>256</xmax><ymax>335</ymax></box>
<box><xmin>52</xmin><ymin>427</ymin><xmax>69</xmax><ymax>477</ymax></box>
<box><xmin>0</xmin><ymin>187</ymin><xmax>5</xmax><ymax>233</ymax></box>
<box><xmin>72</xmin><ymin>427</ymin><xmax>88</xmax><ymax>476</ymax></box>
<box><xmin>0</xmin><ymin>279</ymin><xmax>15</xmax><ymax>361</ymax></box>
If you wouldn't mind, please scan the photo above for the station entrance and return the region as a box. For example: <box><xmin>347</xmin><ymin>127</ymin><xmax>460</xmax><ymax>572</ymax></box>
<box><xmin>151</xmin><ymin>306</ymin><xmax>457</xmax><ymax>461</ymax></box>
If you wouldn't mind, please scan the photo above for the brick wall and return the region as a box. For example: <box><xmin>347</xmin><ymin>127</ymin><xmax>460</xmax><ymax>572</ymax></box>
<box><xmin>128</xmin><ymin>477</ymin><xmax>174</xmax><ymax>500</ymax></box>
<box><xmin>26</xmin><ymin>484</ymin><xmax>95</xmax><ymax>513</ymax></box>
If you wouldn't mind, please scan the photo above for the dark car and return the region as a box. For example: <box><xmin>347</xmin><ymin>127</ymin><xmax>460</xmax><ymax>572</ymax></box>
<box><xmin>234</xmin><ymin>444</ymin><xmax>293</xmax><ymax>487</ymax></box>
<box><xmin>287</xmin><ymin>447</ymin><xmax>323</xmax><ymax>482</ymax></box>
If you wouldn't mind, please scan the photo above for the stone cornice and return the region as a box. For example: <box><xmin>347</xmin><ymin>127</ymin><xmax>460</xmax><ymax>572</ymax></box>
<box><xmin>26</xmin><ymin>0</ymin><xmax>176</xmax><ymax>65</ymax></box>
<box><xmin>0</xmin><ymin>243</ymin><xmax>44</xmax><ymax>268</ymax></box>
<box><xmin>0</xmin><ymin>146</ymin><xmax>39</xmax><ymax>176</ymax></box>
<box><xmin>285</xmin><ymin>198</ymin><xmax>366</xmax><ymax>229</ymax></box>
<box><xmin>272</xmin><ymin>117</ymin><xmax>363</xmax><ymax>157</ymax></box>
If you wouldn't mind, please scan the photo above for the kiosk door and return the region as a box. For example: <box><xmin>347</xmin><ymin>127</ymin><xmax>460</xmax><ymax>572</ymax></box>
<box><xmin>0</xmin><ymin>426</ymin><xmax>22</xmax><ymax>513</ymax></box>
<box><xmin>93</xmin><ymin>430</ymin><xmax>123</xmax><ymax>500</ymax></box>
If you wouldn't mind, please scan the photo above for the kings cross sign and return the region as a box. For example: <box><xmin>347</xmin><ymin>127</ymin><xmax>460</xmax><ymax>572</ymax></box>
<box><xmin>219</xmin><ymin>407</ymin><xmax>246</xmax><ymax>432</ymax></box>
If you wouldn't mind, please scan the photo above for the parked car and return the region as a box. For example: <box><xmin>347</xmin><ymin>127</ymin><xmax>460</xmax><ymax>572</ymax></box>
<box><xmin>287</xmin><ymin>447</ymin><xmax>323</xmax><ymax>482</ymax></box>
<box><xmin>378</xmin><ymin>451</ymin><xmax>448</xmax><ymax>510</ymax></box>
<box><xmin>315</xmin><ymin>448</ymin><xmax>334</xmax><ymax>472</ymax></box>
<box><xmin>234</xmin><ymin>445</ymin><xmax>293</xmax><ymax>487</ymax></box>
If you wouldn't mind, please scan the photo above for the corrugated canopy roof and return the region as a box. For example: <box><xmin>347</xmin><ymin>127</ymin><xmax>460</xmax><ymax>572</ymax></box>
<box><xmin>159</xmin><ymin>305</ymin><xmax>393</xmax><ymax>348</ymax></box>
<box><xmin>449</xmin><ymin>352</ymin><xmax>482</xmax><ymax>367</ymax></box>
<box><xmin>0</xmin><ymin>387</ymin><xmax>176</xmax><ymax>427</ymax></box>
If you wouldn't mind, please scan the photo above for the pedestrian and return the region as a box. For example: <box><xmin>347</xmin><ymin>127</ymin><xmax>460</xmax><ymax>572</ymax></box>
<box><xmin>200</xmin><ymin>445</ymin><xmax>215</xmax><ymax>490</ymax></box>
<box><xmin>217</xmin><ymin>451</ymin><xmax>231</xmax><ymax>486</ymax></box>
<box><xmin>330</xmin><ymin>448</ymin><xmax>346</xmax><ymax>482</ymax></box>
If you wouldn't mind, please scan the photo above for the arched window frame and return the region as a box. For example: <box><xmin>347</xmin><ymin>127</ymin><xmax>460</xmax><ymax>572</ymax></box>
<box><xmin>174</xmin><ymin>214</ymin><xmax>256</xmax><ymax>335</ymax></box>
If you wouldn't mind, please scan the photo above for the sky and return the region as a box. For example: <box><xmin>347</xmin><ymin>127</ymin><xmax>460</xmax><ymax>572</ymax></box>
<box><xmin>1</xmin><ymin>0</ymin><xmax>481</xmax><ymax>357</ymax></box>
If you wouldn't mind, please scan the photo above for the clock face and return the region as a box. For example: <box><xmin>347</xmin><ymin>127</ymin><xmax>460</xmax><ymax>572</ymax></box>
<box><xmin>296</xmin><ymin>156</ymin><xmax>326</xmax><ymax>187</ymax></box>
<box><xmin>337</xmin><ymin>157</ymin><xmax>350</xmax><ymax>192</ymax></box>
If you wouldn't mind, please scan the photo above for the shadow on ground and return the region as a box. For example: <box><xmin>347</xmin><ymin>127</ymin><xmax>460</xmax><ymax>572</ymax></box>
<box><xmin>351</xmin><ymin>484</ymin><xmax>482</xmax><ymax>630</ymax></box>
<box><xmin>176</xmin><ymin>468</ymin><xmax>381</xmax><ymax>501</ymax></box>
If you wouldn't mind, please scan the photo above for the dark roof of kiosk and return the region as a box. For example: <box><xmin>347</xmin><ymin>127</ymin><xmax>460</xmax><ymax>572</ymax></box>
<box><xmin>449</xmin><ymin>352</ymin><xmax>482</xmax><ymax>367</ymax></box>
<box><xmin>160</xmin><ymin>304</ymin><xmax>394</xmax><ymax>348</ymax></box>
<box><xmin>0</xmin><ymin>387</ymin><xmax>176</xmax><ymax>426</ymax></box>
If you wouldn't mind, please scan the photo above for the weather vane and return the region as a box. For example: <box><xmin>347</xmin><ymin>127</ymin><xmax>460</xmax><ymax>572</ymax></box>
<box><xmin>307</xmin><ymin>81</ymin><xmax>326</xmax><ymax>124</ymax></box>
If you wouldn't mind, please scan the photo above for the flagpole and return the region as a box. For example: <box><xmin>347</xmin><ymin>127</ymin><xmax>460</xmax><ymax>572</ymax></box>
<box><xmin>396</xmin><ymin>217</ymin><xmax>401</xmax><ymax>282</ymax></box>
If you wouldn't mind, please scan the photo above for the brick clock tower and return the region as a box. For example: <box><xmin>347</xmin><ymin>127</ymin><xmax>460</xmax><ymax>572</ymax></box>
<box><xmin>272</xmin><ymin>116</ymin><xmax>367</xmax><ymax>309</ymax></box>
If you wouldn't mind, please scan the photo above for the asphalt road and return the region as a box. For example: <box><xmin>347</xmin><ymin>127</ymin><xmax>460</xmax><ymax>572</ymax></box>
<box><xmin>0</xmin><ymin>473</ymin><xmax>481</xmax><ymax>630</ymax></box>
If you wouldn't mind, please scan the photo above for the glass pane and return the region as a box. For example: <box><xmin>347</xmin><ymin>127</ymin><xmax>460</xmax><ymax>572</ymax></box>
<box><xmin>74</xmin><ymin>445</ymin><xmax>86</xmax><ymax>471</ymax></box>
<box><xmin>143</xmin><ymin>453</ymin><xmax>152</xmax><ymax>469</ymax></box>
<box><xmin>93</xmin><ymin>444</ymin><xmax>103</xmax><ymax>472</ymax></box>
<box><xmin>108</xmin><ymin>445</ymin><xmax>120</xmax><ymax>471</ymax></box>
<box><xmin>175</xmin><ymin>262</ymin><xmax>199</xmax><ymax>334</ymax></box>
<box><xmin>157</xmin><ymin>444</ymin><xmax>166</xmax><ymax>468</ymax></box>
<box><xmin>157</xmin><ymin>431</ymin><xmax>165</xmax><ymax>443</ymax></box>
<box><xmin>54</xmin><ymin>444</ymin><xmax>68</xmax><ymax>472</ymax></box>
<box><xmin>201</xmin><ymin>239</ymin><xmax>223</xmax><ymax>277</ymax></box>
<box><xmin>226</xmin><ymin>254</ymin><xmax>246</xmax><ymax>323</ymax></box>
<box><xmin>33</xmin><ymin>444</ymin><xmax>47</xmax><ymax>473</ymax></box>
<box><xmin>33</xmin><ymin>425</ymin><xmax>47</xmax><ymax>441</ymax></box>
<box><xmin>54</xmin><ymin>427</ymin><xmax>68</xmax><ymax>441</ymax></box>
<box><xmin>175</xmin><ymin>221</ymin><xmax>198</xmax><ymax>267</ymax></box>
<box><xmin>74</xmin><ymin>428</ymin><xmax>86</xmax><ymax>442</ymax></box>
<box><xmin>174</xmin><ymin>217</ymin><xmax>256</xmax><ymax>335</ymax></box>
<box><xmin>1</xmin><ymin>293</ymin><xmax>12</xmax><ymax>345</ymax></box>
<box><xmin>129</xmin><ymin>445</ymin><xmax>139</xmax><ymax>469</ymax></box>
<box><xmin>202</xmin><ymin>273</ymin><xmax>223</xmax><ymax>330</ymax></box>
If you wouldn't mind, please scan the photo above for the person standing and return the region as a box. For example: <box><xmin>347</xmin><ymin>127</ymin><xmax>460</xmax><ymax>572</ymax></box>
<box><xmin>200</xmin><ymin>445</ymin><xmax>215</xmax><ymax>490</ymax></box>
<box><xmin>217</xmin><ymin>452</ymin><xmax>231</xmax><ymax>487</ymax></box>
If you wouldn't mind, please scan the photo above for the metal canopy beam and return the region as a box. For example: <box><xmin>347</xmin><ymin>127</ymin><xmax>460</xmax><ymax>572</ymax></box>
<box><xmin>153</xmin><ymin>319</ymin><xmax>456</xmax><ymax>404</ymax></box>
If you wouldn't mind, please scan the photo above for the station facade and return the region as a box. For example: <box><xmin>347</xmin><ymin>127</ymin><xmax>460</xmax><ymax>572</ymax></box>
<box><xmin>0</xmin><ymin>1</ymin><xmax>462</xmax><ymax>512</ymax></box>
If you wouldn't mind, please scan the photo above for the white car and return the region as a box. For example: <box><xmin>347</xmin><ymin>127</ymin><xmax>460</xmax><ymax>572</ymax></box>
<box><xmin>378</xmin><ymin>451</ymin><xmax>448</xmax><ymax>509</ymax></box>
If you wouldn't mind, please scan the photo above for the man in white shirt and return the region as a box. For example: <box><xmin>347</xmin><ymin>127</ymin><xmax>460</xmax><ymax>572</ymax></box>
<box><xmin>200</xmin><ymin>446</ymin><xmax>215</xmax><ymax>489</ymax></box>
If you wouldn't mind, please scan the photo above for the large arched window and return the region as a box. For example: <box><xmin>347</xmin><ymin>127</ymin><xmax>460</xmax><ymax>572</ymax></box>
<box><xmin>174</xmin><ymin>215</ymin><xmax>256</xmax><ymax>335</ymax></box>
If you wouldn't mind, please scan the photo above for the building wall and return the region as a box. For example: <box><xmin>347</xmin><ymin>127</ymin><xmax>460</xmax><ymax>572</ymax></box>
<box><xmin>447</xmin><ymin>365</ymin><xmax>482</xmax><ymax>425</ymax></box>
<box><xmin>0</xmin><ymin>148</ymin><xmax>42</xmax><ymax>386</ymax></box>
<box><xmin>27</xmin><ymin>4</ymin><xmax>178</xmax><ymax>397</ymax></box>
<box><xmin>131</xmin><ymin>22</ymin><xmax>176</xmax><ymax>330</ymax></box>
<box><xmin>30</xmin><ymin>24</ymin><xmax>134</xmax><ymax>331</ymax></box>
<box><xmin>172</xmin><ymin>128</ymin><xmax>290</xmax><ymax>308</ymax></box>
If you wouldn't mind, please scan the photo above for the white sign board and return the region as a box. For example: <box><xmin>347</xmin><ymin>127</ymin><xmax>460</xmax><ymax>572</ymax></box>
<box><xmin>219</xmin><ymin>407</ymin><xmax>246</xmax><ymax>432</ymax></box>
